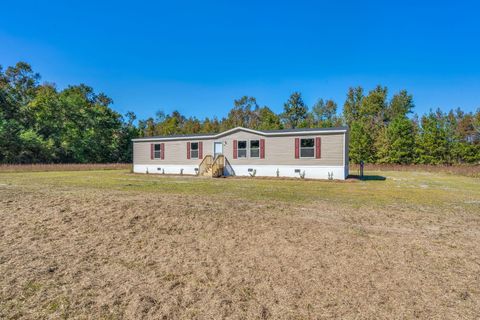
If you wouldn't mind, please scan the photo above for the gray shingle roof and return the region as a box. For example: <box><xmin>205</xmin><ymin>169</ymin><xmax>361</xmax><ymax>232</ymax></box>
<box><xmin>259</xmin><ymin>126</ymin><xmax>348</xmax><ymax>134</ymax></box>
<box><xmin>132</xmin><ymin>126</ymin><xmax>348</xmax><ymax>141</ymax></box>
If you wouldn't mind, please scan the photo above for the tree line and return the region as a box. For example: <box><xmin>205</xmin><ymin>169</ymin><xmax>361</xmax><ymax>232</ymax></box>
<box><xmin>0</xmin><ymin>62</ymin><xmax>137</xmax><ymax>163</ymax></box>
<box><xmin>1</xmin><ymin>62</ymin><xmax>479</xmax><ymax>164</ymax></box>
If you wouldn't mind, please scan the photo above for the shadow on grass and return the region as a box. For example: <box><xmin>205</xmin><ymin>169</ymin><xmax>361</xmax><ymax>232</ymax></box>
<box><xmin>348</xmin><ymin>174</ymin><xmax>387</xmax><ymax>181</ymax></box>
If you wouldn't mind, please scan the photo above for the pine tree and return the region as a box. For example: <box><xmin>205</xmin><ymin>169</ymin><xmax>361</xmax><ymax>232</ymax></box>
<box><xmin>385</xmin><ymin>117</ymin><xmax>416</xmax><ymax>164</ymax></box>
<box><xmin>415</xmin><ymin>110</ymin><xmax>450</xmax><ymax>164</ymax></box>
<box><xmin>281</xmin><ymin>92</ymin><xmax>308</xmax><ymax>128</ymax></box>
<box><xmin>388</xmin><ymin>90</ymin><xmax>414</xmax><ymax>121</ymax></box>
<box><xmin>343</xmin><ymin>87</ymin><xmax>364</xmax><ymax>126</ymax></box>
<box><xmin>349</xmin><ymin>121</ymin><xmax>375</xmax><ymax>163</ymax></box>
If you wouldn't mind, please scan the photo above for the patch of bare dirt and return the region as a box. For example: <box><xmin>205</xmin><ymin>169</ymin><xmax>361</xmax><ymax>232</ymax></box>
<box><xmin>1</xmin><ymin>186</ymin><xmax>479</xmax><ymax>319</ymax></box>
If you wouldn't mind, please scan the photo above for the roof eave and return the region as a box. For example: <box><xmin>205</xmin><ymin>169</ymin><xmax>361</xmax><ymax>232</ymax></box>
<box><xmin>132</xmin><ymin>126</ymin><xmax>348</xmax><ymax>142</ymax></box>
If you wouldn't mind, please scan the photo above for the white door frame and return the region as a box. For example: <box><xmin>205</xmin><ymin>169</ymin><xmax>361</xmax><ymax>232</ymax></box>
<box><xmin>213</xmin><ymin>141</ymin><xmax>223</xmax><ymax>157</ymax></box>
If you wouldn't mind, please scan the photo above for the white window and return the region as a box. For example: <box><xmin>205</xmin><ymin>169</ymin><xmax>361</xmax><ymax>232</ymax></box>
<box><xmin>300</xmin><ymin>138</ymin><xmax>314</xmax><ymax>158</ymax></box>
<box><xmin>237</xmin><ymin>140</ymin><xmax>247</xmax><ymax>158</ymax></box>
<box><xmin>154</xmin><ymin>144</ymin><xmax>162</xmax><ymax>159</ymax></box>
<box><xmin>190</xmin><ymin>142</ymin><xmax>199</xmax><ymax>159</ymax></box>
<box><xmin>250</xmin><ymin>140</ymin><xmax>260</xmax><ymax>158</ymax></box>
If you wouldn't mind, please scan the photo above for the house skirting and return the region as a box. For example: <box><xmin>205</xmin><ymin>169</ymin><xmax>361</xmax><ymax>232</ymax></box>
<box><xmin>134</xmin><ymin>164</ymin><xmax>347</xmax><ymax>180</ymax></box>
<box><xmin>134</xmin><ymin>165</ymin><xmax>199</xmax><ymax>175</ymax></box>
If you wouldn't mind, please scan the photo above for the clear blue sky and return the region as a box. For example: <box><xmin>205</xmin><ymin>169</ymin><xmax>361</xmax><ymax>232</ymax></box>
<box><xmin>1</xmin><ymin>0</ymin><xmax>479</xmax><ymax>120</ymax></box>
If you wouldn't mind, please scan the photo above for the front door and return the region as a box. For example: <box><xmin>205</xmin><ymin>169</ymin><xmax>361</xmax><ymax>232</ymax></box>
<box><xmin>214</xmin><ymin>142</ymin><xmax>223</xmax><ymax>158</ymax></box>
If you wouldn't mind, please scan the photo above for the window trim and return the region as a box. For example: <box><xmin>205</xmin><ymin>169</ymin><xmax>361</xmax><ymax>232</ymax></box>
<box><xmin>249</xmin><ymin>139</ymin><xmax>260</xmax><ymax>158</ymax></box>
<box><xmin>190</xmin><ymin>141</ymin><xmax>199</xmax><ymax>159</ymax></box>
<box><xmin>153</xmin><ymin>143</ymin><xmax>162</xmax><ymax>159</ymax></box>
<box><xmin>237</xmin><ymin>140</ymin><xmax>247</xmax><ymax>158</ymax></box>
<box><xmin>299</xmin><ymin>138</ymin><xmax>315</xmax><ymax>158</ymax></box>
<box><xmin>235</xmin><ymin>139</ymin><xmax>263</xmax><ymax>159</ymax></box>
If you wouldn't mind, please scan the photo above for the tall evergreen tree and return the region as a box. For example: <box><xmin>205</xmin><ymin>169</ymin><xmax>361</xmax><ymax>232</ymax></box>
<box><xmin>349</xmin><ymin>120</ymin><xmax>375</xmax><ymax>163</ymax></box>
<box><xmin>281</xmin><ymin>92</ymin><xmax>308</xmax><ymax>128</ymax></box>
<box><xmin>415</xmin><ymin>109</ymin><xmax>451</xmax><ymax>164</ymax></box>
<box><xmin>343</xmin><ymin>87</ymin><xmax>364</xmax><ymax>126</ymax></box>
<box><xmin>348</xmin><ymin>86</ymin><xmax>388</xmax><ymax>162</ymax></box>
<box><xmin>360</xmin><ymin>85</ymin><xmax>388</xmax><ymax>124</ymax></box>
<box><xmin>379</xmin><ymin>117</ymin><xmax>416</xmax><ymax>164</ymax></box>
<box><xmin>388</xmin><ymin>90</ymin><xmax>414</xmax><ymax>121</ymax></box>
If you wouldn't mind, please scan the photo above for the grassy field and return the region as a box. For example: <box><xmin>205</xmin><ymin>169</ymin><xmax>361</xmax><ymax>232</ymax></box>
<box><xmin>1</xmin><ymin>169</ymin><xmax>479</xmax><ymax>319</ymax></box>
<box><xmin>349</xmin><ymin>163</ymin><xmax>480</xmax><ymax>178</ymax></box>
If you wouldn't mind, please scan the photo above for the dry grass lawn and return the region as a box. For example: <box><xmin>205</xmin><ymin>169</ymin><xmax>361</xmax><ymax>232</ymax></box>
<box><xmin>0</xmin><ymin>170</ymin><xmax>479</xmax><ymax>319</ymax></box>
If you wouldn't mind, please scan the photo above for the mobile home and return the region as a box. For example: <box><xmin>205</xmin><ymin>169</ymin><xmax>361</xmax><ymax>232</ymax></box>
<box><xmin>132</xmin><ymin>126</ymin><xmax>349</xmax><ymax>180</ymax></box>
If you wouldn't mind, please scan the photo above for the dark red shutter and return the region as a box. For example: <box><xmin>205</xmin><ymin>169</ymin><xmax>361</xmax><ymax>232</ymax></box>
<box><xmin>150</xmin><ymin>143</ymin><xmax>154</xmax><ymax>160</ymax></box>
<box><xmin>187</xmin><ymin>142</ymin><xmax>191</xmax><ymax>159</ymax></box>
<box><xmin>161</xmin><ymin>143</ymin><xmax>165</xmax><ymax>160</ymax></box>
<box><xmin>315</xmin><ymin>137</ymin><xmax>321</xmax><ymax>159</ymax></box>
<box><xmin>233</xmin><ymin>140</ymin><xmax>237</xmax><ymax>159</ymax></box>
<box><xmin>294</xmin><ymin>138</ymin><xmax>300</xmax><ymax>159</ymax></box>
<box><xmin>198</xmin><ymin>142</ymin><xmax>203</xmax><ymax>159</ymax></box>
<box><xmin>260</xmin><ymin>139</ymin><xmax>265</xmax><ymax>159</ymax></box>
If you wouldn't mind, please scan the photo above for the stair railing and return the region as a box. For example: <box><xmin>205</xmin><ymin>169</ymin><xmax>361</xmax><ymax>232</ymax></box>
<box><xmin>198</xmin><ymin>155</ymin><xmax>213</xmax><ymax>176</ymax></box>
<box><xmin>211</xmin><ymin>155</ymin><xmax>225</xmax><ymax>177</ymax></box>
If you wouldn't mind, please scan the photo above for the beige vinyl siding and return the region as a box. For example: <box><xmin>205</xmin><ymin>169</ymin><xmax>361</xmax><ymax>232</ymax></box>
<box><xmin>134</xmin><ymin>130</ymin><xmax>345</xmax><ymax>167</ymax></box>
<box><xmin>222</xmin><ymin>131</ymin><xmax>344</xmax><ymax>166</ymax></box>
<box><xmin>133</xmin><ymin>140</ymin><xmax>213</xmax><ymax>165</ymax></box>
<box><xmin>344</xmin><ymin>131</ymin><xmax>349</xmax><ymax>169</ymax></box>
